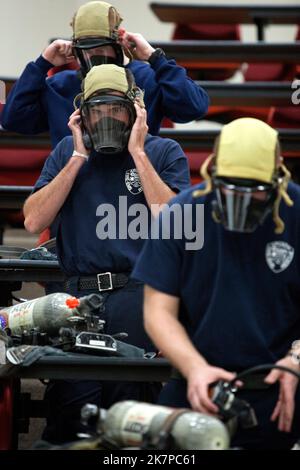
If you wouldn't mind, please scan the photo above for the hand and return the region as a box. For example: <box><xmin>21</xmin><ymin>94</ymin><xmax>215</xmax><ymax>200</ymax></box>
<box><xmin>118</xmin><ymin>30</ymin><xmax>154</xmax><ymax>61</ymax></box>
<box><xmin>128</xmin><ymin>103</ymin><xmax>148</xmax><ymax>158</ymax></box>
<box><xmin>42</xmin><ymin>40</ymin><xmax>75</xmax><ymax>67</ymax></box>
<box><xmin>186</xmin><ymin>364</ymin><xmax>239</xmax><ymax>415</ymax></box>
<box><xmin>68</xmin><ymin>109</ymin><xmax>90</xmax><ymax>158</ymax></box>
<box><xmin>265</xmin><ymin>356</ymin><xmax>300</xmax><ymax>432</ymax></box>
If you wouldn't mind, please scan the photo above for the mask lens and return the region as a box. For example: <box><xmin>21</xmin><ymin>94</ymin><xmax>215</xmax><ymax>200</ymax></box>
<box><xmin>214</xmin><ymin>179</ymin><xmax>275</xmax><ymax>232</ymax></box>
<box><xmin>74</xmin><ymin>39</ymin><xmax>123</xmax><ymax>72</ymax></box>
<box><xmin>80</xmin><ymin>46</ymin><xmax>117</xmax><ymax>69</ymax></box>
<box><xmin>82</xmin><ymin>97</ymin><xmax>135</xmax><ymax>154</ymax></box>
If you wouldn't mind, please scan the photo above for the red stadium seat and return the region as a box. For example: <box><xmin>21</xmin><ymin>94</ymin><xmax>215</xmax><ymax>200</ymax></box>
<box><xmin>0</xmin><ymin>380</ymin><xmax>14</xmax><ymax>450</ymax></box>
<box><xmin>237</xmin><ymin>24</ymin><xmax>300</xmax><ymax>124</ymax></box>
<box><xmin>0</xmin><ymin>147</ymin><xmax>49</xmax><ymax>227</ymax></box>
<box><xmin>244</xmin><ymin>63</ymin><xmax>296</xmax><ymax>82</ymax></box>
<box><xmin>185</xmin><ymin>150</ymin><xmax>210</xmax><ymax>184</ymax></box>
<box><xmin>173</xmin><ymin>24</ymin><xmax>241</xmax><ymax>81</ymax></box>
<box><xmin>265</xmin><ymin>25</ymin><xmax>300</xmax><ymax>129</ymax></box>
<box><xmin>172</xmin><ymin>23</ymin><xmax>241</xmax><ymax>123</ymax></box>
<box><xmin>267</xmin><ymin>105</ymin><xmax>300</xmax><ymax>129</ymax></box>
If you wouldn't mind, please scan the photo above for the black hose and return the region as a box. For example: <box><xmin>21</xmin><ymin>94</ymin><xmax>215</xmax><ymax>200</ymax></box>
<box><xmin>230</xmin><ymin>363</ymin><xmax>300</xmax><ymax>387</ymax></box>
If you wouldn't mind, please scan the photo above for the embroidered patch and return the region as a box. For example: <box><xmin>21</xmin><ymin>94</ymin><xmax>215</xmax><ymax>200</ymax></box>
<box><xmin>265</xmin><ymin>241</ymin><xmax>294</xmax><ymax>273</ymax></box>
<box><xmin>125</xmin><ymin>169</ymin><xmax>143</xmax><ymax>195</ymax></box>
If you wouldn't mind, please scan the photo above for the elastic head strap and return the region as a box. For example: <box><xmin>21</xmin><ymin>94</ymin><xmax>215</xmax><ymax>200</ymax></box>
<box><xmin>193</xmin><ymin>153</ymin><xmax>214</xmax><ymax>198</ymax></box>
<box><xmin>272</xmin><ymin>162</ymin><xmax>294</xmax><ymax>234</ymax></box>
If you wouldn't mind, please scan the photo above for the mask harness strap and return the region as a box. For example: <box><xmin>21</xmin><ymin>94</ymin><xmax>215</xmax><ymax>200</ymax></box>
<box><xmin>192</xmin><ymin>154</ymin><xmax>214</xmax><ymax>198</ymax></box>
<box><xmin>273</xmin><ymin>163</ymin><xmax>294</xmax><ymax>234</ymax></box>
<box><xmin>192</xmin><ymin>154</ymin><xmax>222</xmax><ymax>224</ymax></box>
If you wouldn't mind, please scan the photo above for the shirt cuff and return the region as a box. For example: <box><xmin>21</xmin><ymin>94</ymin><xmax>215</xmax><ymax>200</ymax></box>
<box><xmin>35</xmin><ymin>55</ymin><xmax>54</xmax><ymax>73</ymax></box>
<box><xmin>149</xmin><ymin>53</ymin><xmax>169</xmax><ymax>70</ymax></box>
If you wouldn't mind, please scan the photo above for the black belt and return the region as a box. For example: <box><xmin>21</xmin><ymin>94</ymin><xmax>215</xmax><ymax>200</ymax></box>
<box><xmin>65</xmin><ymin>272</ymin><xmax>129</xmax><ymax>292</ymax></box>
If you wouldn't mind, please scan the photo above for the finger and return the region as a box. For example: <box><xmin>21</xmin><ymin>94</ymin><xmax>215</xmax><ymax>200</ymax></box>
<box><xmin>68</xmin><ymin>115</ymin><xmax>82</xmax><ymax>128</ymax></box>
<box><xmin>69</xmin><ymin>114</ymin><xmax>81</xmax><ymax>123</ymax></box>
<box><xmin>282</xmin><ymin>408</ymin><xmax>293</xmax><ymax>433</ymax></box>
<box><xmin>189</xmin><ymin>392</ymin><xmax>216</xmax><ymax>416</ymax></box>
<box><xmin>229</xmin><ymin>379</ymin><xmax>244</xmax><ymax>389</ymax></box>
<box><xmin>199</xmin><ymin>400</ymin><xmax>218</xmax><ymax>416</ymax></box>
<box><xmin>274</xmin><ymin>385</ymin><xmax>292</xmax><ymax>432</ymax></box>
<box><xmin>123</xmin><ymin>31</ymin><xmax>136</xmax><ymax>43</ymax></box>
<box><xmin>59</xmin><ymin>43</ymin><xmax>68</xmax><ymax>55</ymax></box>
<box><xmin>235</xmin><ymin>380</ymin><xmax>244</xmax><ymax>388</ymax></box>
<box><xmin>271</xmin><ymin>399</ymin><xmax>282</xmax><ymax>421</ymax></box>
<box><xmin>121</xmin><ymin>35</ymin><xmax>133</xmax><ymax>49</ymax></box>
<box><xmin>133</xmin><ymin>103</ymin><xmax>144</xmax><ymax>122</ymax></box>
<box><xmin>188</xmin><ymin>389</ymin><xmax>203</xmax><ymax>413</ymax></box>
<box><xmin>138</xmin><ymin>107</ymin><xmax>147</xmax><ymax>125</ymax></box>
<box><xmin>271</xmin><ymin>386</ymin><xmax>283</xmax><ymax>420</ymax></box>
<box><xmin>118</xmin><ymin>27</ymin><xmax>126</xmax><ymax>37</ymax></box>
<box><xmin>278</xmin><ymin>406</ymin><xmax>290</xmax><ymax>432</ymax></box>
<box><xmin>65</xmin><ymin>56</ymin><xmax>76</xmax><ymax>63</ymax></box>
<box><xmin>265</xmin><ymin>370</ymin><xmax>281</xmax><ymax>384</ymax></box>
<box><xmin>281</xmin><ymin>387</ymin><xmax>295</xmax><ymax>432</ymax></box>
<box><xmin>65</xmin><ymin>44</ymin><xmax>75</xmax><ymax>57</ymax></box>
<box><xmin>215</xmin><ymin>369</ymin><xmax>237</xmax><ymax>383</ymax></box>
<box><xmin>198</xmin><ymin>383</ymin><xmax>219</xmax><ymax>414</ymax></box>
<box><xmin>69</xmin><ymin>109</ymin><xmax>81</xmax><ymax>119</ymax></box>
<box><xmin>60</xmin><ymin>43</ymin><xmax>74</xmax><ymax>59</ymax></box>
<box><xmin>134</xmin><ymin>102</ymin><xmax>146</xmax><ymax>119</ymax></box>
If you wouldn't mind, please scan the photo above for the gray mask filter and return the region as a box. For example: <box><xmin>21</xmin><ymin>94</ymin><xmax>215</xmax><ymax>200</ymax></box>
<box><xmin>90</xmin><ymin>117</ymin><xmax>129</xmax><ymax>154</ymax></box>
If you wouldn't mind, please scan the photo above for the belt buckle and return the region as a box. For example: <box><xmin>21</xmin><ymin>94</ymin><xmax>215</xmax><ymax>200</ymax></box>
<box><xmin>97</xmin><ymin>272</ymin><xmax>113</xmax><ymax>292</ymax></box>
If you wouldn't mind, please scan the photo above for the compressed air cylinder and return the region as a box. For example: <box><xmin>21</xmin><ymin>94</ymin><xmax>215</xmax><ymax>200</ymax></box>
<box><xmin>102</xmin><ymin>400</ymin><xmax>229</xmax><ymax>450</ymax></box>
<box><xmin>0</xmin><ymin>293</ymin><xmax>101</xmax><ymax>336</ymax></box>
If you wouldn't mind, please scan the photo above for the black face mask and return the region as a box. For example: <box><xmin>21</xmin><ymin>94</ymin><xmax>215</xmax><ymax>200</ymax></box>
<box><xmin>87</xmin><ymin>55</ymin><xmax>117</xmax><ymax>67</ymax></box>
<box><xmin>81</xmin><ymin>95</ymin><xmax>136</xmax><ymax>154</ymax></box>
<box><xmin>74</xmin><ymin>40</ymin><xmax>124</xmax><ymax>76</ymax></box>
<box><xmin>212</xmin><ymin>178</ymin><xmax>277</xmax><ymax>233</ymax></box>
<box><xmin>87</xmin><ymin>116</ymin><xmax>130</xmax><ymax>154</ymax></box>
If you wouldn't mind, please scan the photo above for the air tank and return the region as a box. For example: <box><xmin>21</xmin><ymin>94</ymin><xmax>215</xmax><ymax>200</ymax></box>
<box><xmin>0</xmin><ymin>293</ymin><xmax>102</xmax><ymax>336</ymax></box>
<box><xmin>102</xmin><ymin>400</ymin><xmax>229</xmax><ymax>450</ymax></box>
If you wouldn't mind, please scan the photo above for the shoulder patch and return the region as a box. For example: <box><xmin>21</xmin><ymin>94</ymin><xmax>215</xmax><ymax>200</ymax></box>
<box><xmin>125</xmin><ymin>169</ymin><xmax>143</xmax><ymax>195</ymax></box>
<box><xmin>265</xmin><ymin>241</ymin><xmax>294</xmax><ymax>273</ymax></box>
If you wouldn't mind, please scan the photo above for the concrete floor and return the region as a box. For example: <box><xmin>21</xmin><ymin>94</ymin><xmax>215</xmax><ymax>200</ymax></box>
<box><xmin>3</xmin><ymin>228</ymin><xmax>47</xmax><ymax>450</ymax></box>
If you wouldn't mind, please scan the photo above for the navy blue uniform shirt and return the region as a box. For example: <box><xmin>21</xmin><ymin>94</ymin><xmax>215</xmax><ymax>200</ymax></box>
<box><xmin>33</xmin><ymin>135</ymin><xmax>190</xmax><ymax>275</ymax></box>
<box><xmin>133</xmin><ymin>182</ymin><xmax>300</xmax><ymax>372</ymax></box>
<box><xmin>1</xmin><ymin>55</ymin><xmax>209</xmax><ymax>147</ymax></box>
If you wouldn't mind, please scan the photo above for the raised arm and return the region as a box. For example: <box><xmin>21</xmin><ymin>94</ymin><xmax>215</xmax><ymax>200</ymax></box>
<box><xmin>1</xmin><ymin>40</ymin><xmax>75</xmax><ymax>135</ymax></box>
<box><xmin>144</xmin><ymin>285</ymin><xmax>236</xmax><ymax>414</ymax></box>
<box><xmin>128</xmin><ymin>103</ymin><xmax>189</xmax><ymax>217</ymax></box>
<box><xmin>119</xmin><ymin>31</ymin><xmax>209</xmax><ymax>123</ymax></box>
<box><xmin>24</xmin><ymin>109</ymin><xmax>88</xmax><ymax>234</ymax></box>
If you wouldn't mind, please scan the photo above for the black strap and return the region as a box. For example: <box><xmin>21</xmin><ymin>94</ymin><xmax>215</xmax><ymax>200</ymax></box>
<box><xmin>151</xmin><ymin>409</ymin><xmax>188</xmax><ymax>449</ymax></box>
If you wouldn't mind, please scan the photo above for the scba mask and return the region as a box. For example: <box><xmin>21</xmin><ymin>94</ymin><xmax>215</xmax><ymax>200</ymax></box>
<box><xmin>71</xmin><ymin>2</ymin><xmax>124</xmax><ymax>75</ymax></box>
<box><xmin>193</xmin><ymin>118</ymin><xmax>294</xmax><ymax>234</ymax></box>
<box><xmin>73</xmin><ymin>38</ymin><xmax>124</xmax><ymax>75</ymax></box>
<box><xmin>212</xmin><ymin>177</ymin><xmax>277</xmax><ymax>233</ymax></box>
<box><xmin>81</xmin><ymin>95</ymin><xmax>136</xmax><ymax>154</ymax></box>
